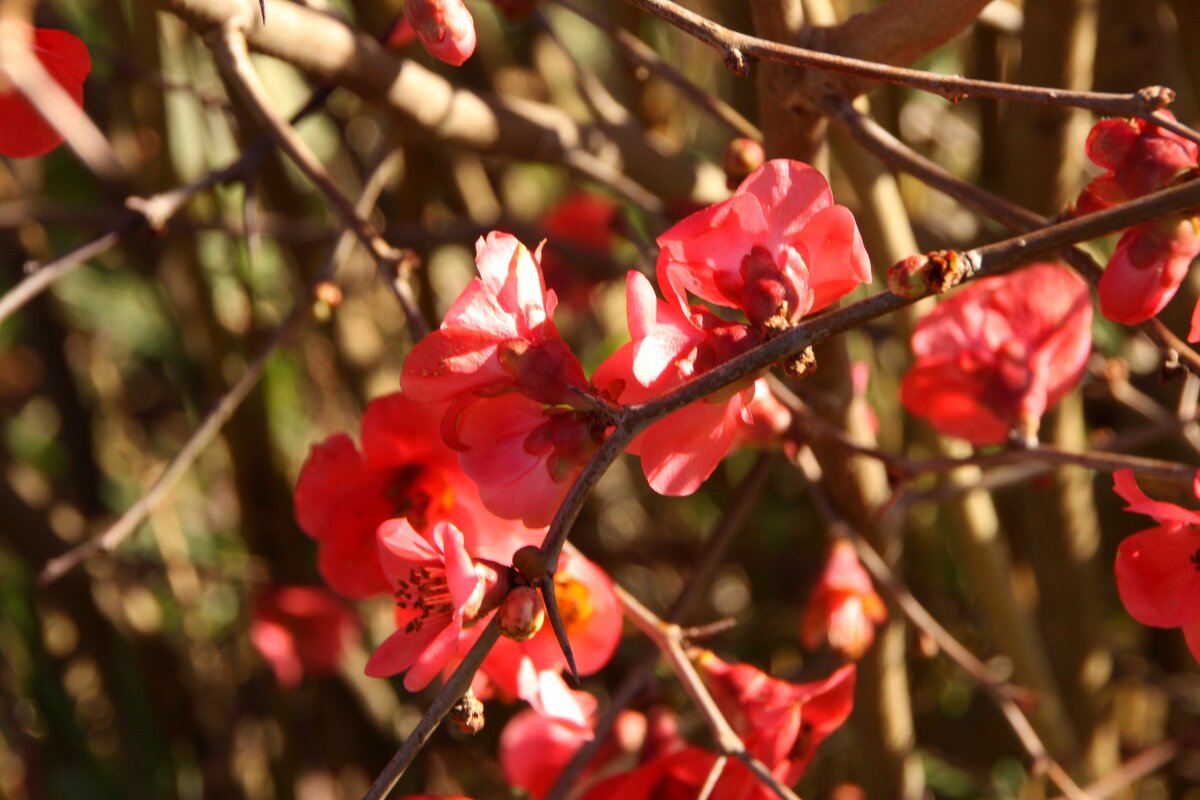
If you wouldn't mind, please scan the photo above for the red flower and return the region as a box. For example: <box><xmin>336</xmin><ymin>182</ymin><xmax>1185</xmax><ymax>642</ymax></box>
<box><xmin>293</xmin><ymin>392</ymin><xmax>539</xmax><ymax>597</ymax></box>
<box><xmin>656</xmin><ymin>159</ymin><xmax>870</xmax><ymax>329</ymax></box>
<box><xmin>249</xmin><ymin>586</ymin><xmax>358</xmax><ymax>688</ymax></box>
<box><xmin>366</xmin><ymin>520</ymin><xmax>506</xmax><ymax>691</ymax></box>
<box><xmin>1112</xmin><ymin>469</ymin><xmax>1200</xmax><ymax>662</ymax></box>
<box><xmin>1098</xmin><ymin>217</ymin><xmax>1200</xmax><ymax>328</ymax></box>
<box><xmin>540</xmin><ymin>193</ymin><xmax>620</xmax><ymax>309</ymax></box>
<box><xmin>403</xmin><ymin>0</ymin><xmax>476</xmax><ymax>66</ymax></box>
<box><xmin>698</xmin><ymin>653</ymin><xmax>856</xmax><ymax>782</ymax></box>
<box><xmin>0</xmin><ymin>27</ymin><xmax>91</xmax><ymax>158</ymax></box>
<box><xmin>403</xmin><ymin>232</ymin><xmax>590</xmax><ymax>411</ymax></box>
<box><xmin>801</xmin><ymin>539</ymin><xmax>887</xmax><ymax>660</ymax></box>
<box><xmin>900</xmin><ymin>263</ymin><xmax>1092</xmax><ymax>445</ymax></box>
<box><xmin>1076</xmin><ymin>113</ymin><xmax>1198</xmax><ymax>215</ymax></box>
<box><xmin>593</xmin><ymin>271</ymin><xmax>766</xmax><ymax>495</ymax></box>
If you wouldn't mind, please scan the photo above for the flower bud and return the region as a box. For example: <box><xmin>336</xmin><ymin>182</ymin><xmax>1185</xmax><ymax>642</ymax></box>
<box><xmin>723</xmin><ymin>138</ymin><xmax>765</xmax><ymax>190</ymax></box>
<box><xmin>498</xmin><ymin>586</ymin><xmax>545</xmax><ymax>642</ymax></box>
<box><xmin>404</xmin><ymin>0</ymin><xmax>476</xmax><ymax>66</ymax></box>
<box><xmin>887</xmin><ymin>254</ymin><xmax>931</xmax><ymax>298</ymax></box>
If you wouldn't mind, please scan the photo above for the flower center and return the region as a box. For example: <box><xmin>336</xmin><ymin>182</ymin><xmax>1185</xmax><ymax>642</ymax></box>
<box><xmin>553</xmin><ymin>574</ymin><xmax>594</xmax><ymax>631</ymax></box>
<box><xmin>388</xmin><ymin>465</ymin><xmax>455</xmax><ymax>530</ymax></box>
<box><xmin>395</xmin><ymin>565</ymin><xmax>455</xmax><ymax>632</ymax></box>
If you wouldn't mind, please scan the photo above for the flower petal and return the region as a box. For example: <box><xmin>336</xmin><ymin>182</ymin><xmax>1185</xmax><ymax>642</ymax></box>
<box><xmin>1115</xmin><ymin>525</ymin><xmax>1200</xmax><ymax>628</ymax></box>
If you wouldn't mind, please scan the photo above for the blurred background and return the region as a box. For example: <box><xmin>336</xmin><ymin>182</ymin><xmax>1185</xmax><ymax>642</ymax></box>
<box><xmin>2</xmin><ymin>0</ymin><xmax>1200</xmax><ymax>797</ymax></box>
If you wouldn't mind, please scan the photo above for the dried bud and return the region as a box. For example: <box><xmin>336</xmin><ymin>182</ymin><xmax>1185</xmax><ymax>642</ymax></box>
<box><xmin>887</xmin><ymin>254</ymin><xmax>931</xmax><ymax>298</ymax></box>
<box><xmin>723</xmin><ymin>137</ymin><xmax>765</xmax><ymax>190</ymax></box>
<box><xmin>450</xmin><ymin>688</ymin><xmax>485</xmax><ymax>734</ymax></box>
<box><xmin>498</xmin><ymin>586</ymin><xmax>545</xmax><ymax>642</ymax></box>
<box><xmin>512</xmin><ymin>545</ymin><xmax>548</xmax><ymax>583</ymax></box>
<box><xmin>784</xmin><ymin>346</ymin><xmax>817</xmax><ymax>380</ymax></box>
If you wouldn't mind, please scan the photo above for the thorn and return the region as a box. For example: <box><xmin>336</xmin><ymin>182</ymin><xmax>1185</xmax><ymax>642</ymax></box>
<box><xmin>540</xmin><ymin>573</ymin><xmax>580</xmax><ymax>687</ymax></box>
<box><xmin>259</xmin><ymin>0</ymin><xmax>266</xmax><ymax>23</ymax></box>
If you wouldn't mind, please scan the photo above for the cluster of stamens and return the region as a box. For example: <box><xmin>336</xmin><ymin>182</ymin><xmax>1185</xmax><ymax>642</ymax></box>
<box><xmin>395</xmin><ymin>565</ymin><xmax>454</xmax><ymax>632</ymax></box>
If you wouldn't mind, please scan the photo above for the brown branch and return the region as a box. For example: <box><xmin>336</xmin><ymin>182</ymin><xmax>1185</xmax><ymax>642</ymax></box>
<box><xmin>146</xmin><ymin>0</ymin><xmax>724</xmax><ymax>204</ymax></box>
<box><xmin>621</xmin><ymin>0</ymin><xmax>1180</xmax><ymax>122</ymax></box>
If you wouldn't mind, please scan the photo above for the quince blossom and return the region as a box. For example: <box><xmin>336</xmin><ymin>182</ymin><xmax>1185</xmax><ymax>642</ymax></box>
<box><xmin>404</xmin><ymin>0</ymin><xmax>476</xmax><ymax>66</ymax></box>
<box><xmin>1112</xmin><ymin>469</ymin><xmax>1200</xmax><ymax>662</ymax></box>
<box><xmin>366</xmin><ymin>520</ymin><xmax>506</xmax><ymax>690</ymax></box>
<box><xmin>402</xmin><ymin>233</ymin><xmax>602</xmax><ymax>525</ymax></box>
<box><xmin>801</xmin><ymin>539</ymin><xmax>887</xmax><ymax>660</ymax></box>
<box><xmin>249</xmin><ymin>586</ymin><xmax>358</xmax><ymax>688</ymax></box>
<box><xmin>1075</xmin><ymin>114</ymin><xmax>1200</xmax><ymax>333</ymax></box>
<box><xmin>0</xmin><ymin>27</ymin><xmax>91</xmax><ymax>158</ymax></box>
<box><xmin>593</xmin><ymin>271</ymin><xmax>768</xmax><ymax>495</ymax></box>
<box><xmin>293</xmin><ymin>392</ymin><xmax>538</xmax><ymax>597</ymax></box>
<box><xmin>698</xmin><ymin>654</ymin><xmax>857</xmax><ymax>784</ymax></box>
<box><xmin>900</xmin><ymin>263</ymin><xmax>1092</xmax><ymax>445</ymax></box>
<box><xmin>656</xmin><ymin>159</ymin><xmax>871</xmax><ymax>330</ymax></box>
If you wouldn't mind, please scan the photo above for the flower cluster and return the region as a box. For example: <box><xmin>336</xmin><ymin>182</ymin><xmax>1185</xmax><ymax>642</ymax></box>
<box><xmin>1074</xmin><ymin>114</ymin><xmax>1200</xmax><ymax>338</ymax></box>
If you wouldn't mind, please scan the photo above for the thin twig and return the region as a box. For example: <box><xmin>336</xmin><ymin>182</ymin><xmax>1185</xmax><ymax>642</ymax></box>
<box><xmin>621</xmin><ymin>0</ymin><xmax>1188</xmax><ymax>131</ymax></box>
<box><xmin>551</xmin><ymin>0</ymin><xmax>762</xmax><ymax>140</ymax></box>
<box><xmin>615</xmin><ymin>584</ymin><xmax>803</xmax><ymax>800</ymax></box>
<box><xmin>38</xmin><ymin>147</ymin><xmax>404</xmax><ymax>586</ymax></box>
<box><xmin>793</xmin><ymin>449</ymin><xmax>1090</xmax><ymax>800</ymax></box>
<box><xmin>361</xmin><ymin>618</ymin><xmax>502</xmax><ymax>800</ymax></box>
<box><xmin>209</xmin><ymin>25</ymin><xmax>429</xmax><ymax>341</ymax></box>
<box><xmin>826</xmin><ymin>96</ymin><xmax>1200</xmax><ymax>375</ymax></box>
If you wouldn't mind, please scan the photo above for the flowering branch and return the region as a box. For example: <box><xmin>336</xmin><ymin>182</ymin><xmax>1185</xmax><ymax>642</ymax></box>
<box><xmin>614</xmin><ymin>583</ymin><xmax>804</xmax><ymax>800</ymax></box>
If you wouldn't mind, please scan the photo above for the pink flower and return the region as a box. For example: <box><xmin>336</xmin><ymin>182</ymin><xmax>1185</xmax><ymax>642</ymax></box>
<box><xmin>366</xmin><ymin>520</ymin><xmax>505</xmax><ymax>691</ymax></box>
<box><xmin>698</xmin><ymin>654</ymin><xmax>856</xmax><ymax>784</ymax></box>
<box><xmin>1098</xmin><ymin>217</ymin><xmax>1200</xmax><ymax>328</ymax></box>
<box><xmin>0</xmin><ymin>27</ymin><xmax>91</xmax><ymax>158</ymax></box>
<box><xmin>1076</xmin><ymin>113</ymin><xmax>1198</xmax><ymax>214</ymax></box>
<box><xmin>402</xmin><ymin>232</ymin><xmax>589</xmax><ymax>411</ymax></box>
<box><xmin>454</xmin><ymin>394</ymin><xmax>606</xmax><ymax>528</ymax></box>
<box><xmin>401</xmin><ymin>232</ymin><xmax>603</xmax><ymax>523</ymax></box>
<box><xmin>900</xmin><ymin>263</ymin><xmax>1092</xmax><ymax>445</ymax></box>
<box><xmin>404</xmin><ymin>0</ymin><xmax>476</xmax><ymax>66</ymax></box>
<box><xmin>656</xmin><ymin>159</ymin><xmax>871</xmax><ymax>329</ymax></box>
<box><xmin>593</xmin><ymin>271</ymin><xmax>765</xmax><ymax>495</ymax></box>
<box><xmin>293</xmin><ymin>392</ymin><xmax>539</xmax><ymax>597</ymax></box>
<box><xmin>1112</xmin><ymin>469</ymin><xmax>1200</xmax><ymax>662</ymax></box>
<box><xmin>801</xmin><ymin>539</ymin><xmax>887</xmax><ymax>660</ymax></box>
<box><xmin>249</xmin><ymin>586</ymin><xmax>358</xmax><ymax>688</ymax></box>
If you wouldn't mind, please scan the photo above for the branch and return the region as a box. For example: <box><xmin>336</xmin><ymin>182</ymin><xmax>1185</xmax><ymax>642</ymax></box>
<box><xmin>39</xmin><ymin>145</ymin><xmax>405</xmax><ymax>586</ymax></box>
<box><xmin>793</xmin><ymin>448</ymin><xmax>1090</xmax><ymax>800</ymax></box>
<box><xmin>621</xmin><ymin>0</ymin><xmax>1184</xmax><ymax>129</ymax></box>
<box><xmin>826</xmin><ymin>96</ymin><xmax>1200</xmax><ymax>375</ymax></box>
<box><xmin>615</xmin><ymin>584</ymin><xmax>803</xmax><ymax>800</ymax></box>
